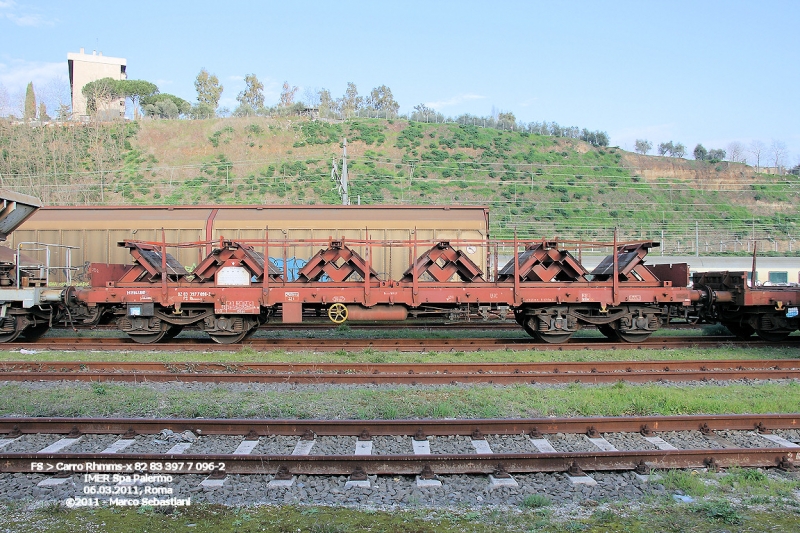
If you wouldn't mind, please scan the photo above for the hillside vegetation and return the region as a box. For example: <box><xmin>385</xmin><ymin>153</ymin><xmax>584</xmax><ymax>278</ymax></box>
<box><xmin>0</xmin><ymin>117</ymin><xmax>797</xmax><ymax>251</ymax></box>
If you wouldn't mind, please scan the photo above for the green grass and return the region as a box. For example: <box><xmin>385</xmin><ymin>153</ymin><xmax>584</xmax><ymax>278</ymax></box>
<box><xmin>3</xmin><ymin>339</ymin><xmax>798</xmax><ymax>364</ymax></box>
<box><xmin>0</xmin><ymin>500</ymin><xmax>798</xmax><ymax>533</ymax></box>
<box><xmin>2</xmin><ymin>380</ymin><xmax>799</xmax><ymax>419</ymax></box>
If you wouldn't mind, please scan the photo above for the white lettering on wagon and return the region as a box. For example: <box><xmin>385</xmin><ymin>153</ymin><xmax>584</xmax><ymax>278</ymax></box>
<box><xmin>218</xmin><ymin>301</ymin><xmax>260</xmax><ymax>314</ymax></box>
<box><xmin>285</xmin><ymin>291</ymin><xmax>300</xmax><ymax>302</ymax></box>
<box><xmin>176</xmin><ymin>291</ymin><xmax>213</xmax><ymax>302</ymax></box>
<box><xmin>125</xmin><ymin>290</ymin><xmax>151</xmax><ymax>301</ymax></box>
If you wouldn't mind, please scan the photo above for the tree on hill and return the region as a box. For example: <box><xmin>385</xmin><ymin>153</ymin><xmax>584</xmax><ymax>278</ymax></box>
<box><xmin>497</xmin><ymin>111</ymin><xmax>516</xmax><ymax>129</ymax></box>
<box><xmin>366</xmin><ymin>85</ymin><xmax>399</xmax><ymax>116</ymax></box>
<box><xmin>24</xmin><ymin>82</ymin><xmax>36</xmax><ymax>120</ymax></box>
<box><xmin>338</xmin><ymin>82</ymin><xmax>363</xmax><ymax>117</ymax></box>
<box><xmin>236</xmin><ymin>74</ymin><xmax>265</xmax><ymax>113</ymax></box>
<box><xmin>117</xmin><ymin>79</ymin><xmax>158</xmax><ymax>118</ymax></box>
<box><xmin>279</xmin><ymin>81</ymin><xmax>299</xmax><ymax>108</ymax></box>
<box><xmin>413</xmin><ymin>103</ymin><xmax>434</xmax><ymax>118</ymax></box>
<box><xmin>82</xmin><ymin>77</ymin><xmax>122</xmax><ymax>115</ymax></box>
<box><xmin>318</xmin><ymin>88</ymin><xmax>335</xmax><ymax>116</ymax></box>
<box><xmin>658</xmin><ymin>141</ymin><xmax>685</xmax><ymax>158</ymax></box>
<box><xmin>38</xmin><ymin>102</ymin><xmax>50</xmax><ymax>121</ymax></box>
<box><xmin>727</xmin><ymin>141</ymin><xmax>745</xmax><ymax>163</ymax></box>
<box><xmin>141</xmin><ymin>93</ymin><xmax>191</xmax><ymax>119</ymax></box>
<box><xmin>194</xmin><ymin>69</ymin><xmax>223</xmax><ymax>114</ymax></box>
<box><xmin>707</xmin><ymin>149</ymin><xmax>726</xmax><ymax>162</ymax></box>
<box><xmin>770</xmin><ymin>139</ymin><xmax>787</xmax><ymax>169</ymax></box>
<box><xmin>635</xmin><ymin>139</ymin><xmax>652</xmax><ymax>155</ymax></box>
<box><xmin>580</xmin><ymin>129</ymin><xmax>609</xmax><ymax>147</ymax></box>
<box><xmin>748</xmin><ymin>140</ymin><xmax>765</xmax><ymax>171</ymax></box>
<box><xmin>693</xmin><ymin>144</ymin><xmax>708</xmax><ymax>161</ymax></box>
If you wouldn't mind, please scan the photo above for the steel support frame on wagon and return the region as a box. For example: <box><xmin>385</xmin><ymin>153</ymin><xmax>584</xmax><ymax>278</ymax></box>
<box><xmin>77</xmin><ymin>283</ymin><xmax>696</xmax><ymax>314</ymax></box>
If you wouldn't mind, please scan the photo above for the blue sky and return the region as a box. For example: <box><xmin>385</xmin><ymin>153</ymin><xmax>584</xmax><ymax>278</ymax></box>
<box><xmin>1</xmin><ymin>0</ymin><xmax>798</xmax><ymax>164</ymax></box>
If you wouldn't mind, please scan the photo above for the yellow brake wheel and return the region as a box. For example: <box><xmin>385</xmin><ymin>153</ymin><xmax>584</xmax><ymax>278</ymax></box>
<box><xmin>328</xmin><ymin>303</ymin><xmax>348</xmax><ymax>324</ymax></box>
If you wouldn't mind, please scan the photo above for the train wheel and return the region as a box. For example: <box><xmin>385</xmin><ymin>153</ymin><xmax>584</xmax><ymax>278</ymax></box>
<box><xmin>0</xmin><ymin>317</ymin><xmax>23</xmax><ymax>343</ymax></box>
<box><xmin>755</xmin><ymin>329</ymin><xmax>792</xmax><ymax>342</ymax></box>
<box><xmin>208</xmin><ymin>331</ymin><xmax>249</xmax><ymax>344</ymax></box>
<box><xmin>23</xmin><ymin>322</ymin><xmax>50</xmax><ymax>341</ymax></box>
<box><xmin>520</xmin><ymin>317</ymin><xmax>537</xmax><ymax>338</ymax></box>
<box><xmin>534</xmin><ymin>330</ymin><xmax>574</xmax><ymax>344</ymax></box>
<box><xmin>721</xmin><ymin>322</ymin><xmax>755</xmax><ymax>339</ymax></box>
<box><xmin>597</xmin><ymin>324</ymin><xmax>617</xmax><ymax>339</ymax></box>
<box><xmin>163</xmin><ymin>325</ymin><xmax>184</xmax><ymax>341</ymax></box>
<box><xmin>127</xmin><ymin>330</ymin><xmax>169</xmax><ymax>344</ymax></box>
<box><xmin>328</xmin><ymin>303</ymin><xmax>348</xmax><ymax>324</ymax></box>
<box><xmin>615</xmin><ymin>330</ymin><xmax>653</xmax><ymax>343</ymax></box>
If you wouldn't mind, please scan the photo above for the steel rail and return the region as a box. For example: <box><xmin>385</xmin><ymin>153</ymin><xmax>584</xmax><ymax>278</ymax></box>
<box><xmin>7</xmin><ymin>335</ymin><xmax>798</xmax><ymax>352</ymax></box>
<box><xmin>1</xmin><ymin>414</ymin><xmax>798</xmax><ymax>437</ymax></box>
<box><xmin>1</xmin><ymin>359</ymin><xmax>799</xmax><ymax>384</ymax></box>
<box><xmin>0</xmin><ymin>449</ymin><xmax>794</xmax><ymax>475</ymax></box>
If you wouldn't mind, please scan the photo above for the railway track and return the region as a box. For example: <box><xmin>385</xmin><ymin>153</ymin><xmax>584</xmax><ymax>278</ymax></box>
<box><xmin>2</xmin><ymin>359</ymin><xmax>800</xmax><ymax>384</ymax></box>
<box><xmin>1</xmin><ymin>415</ymin><xmax>797</xmax><ymax>481</ymax></box>
<box><xmin>8</xmin><ymin>334</ymin><xmax>800</xmax><ymax>352</ymax></box>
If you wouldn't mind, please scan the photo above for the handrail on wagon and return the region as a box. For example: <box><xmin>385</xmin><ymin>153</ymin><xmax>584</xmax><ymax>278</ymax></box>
<box><xmin>15</xmin><ymin>242</ymin><xmax>79</xmax><ymax>289</ymax></box>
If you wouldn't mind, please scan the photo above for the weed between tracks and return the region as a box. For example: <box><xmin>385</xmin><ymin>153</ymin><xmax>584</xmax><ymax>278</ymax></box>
<box><xmin>1</xmin><ymin>380</ymin><xmax>800</xmax><ymax>419</ymax></box>
<box><xmin>2</xmin><ymin>341</ymin><xmax>799</xmax><ymax>365</ymax></box>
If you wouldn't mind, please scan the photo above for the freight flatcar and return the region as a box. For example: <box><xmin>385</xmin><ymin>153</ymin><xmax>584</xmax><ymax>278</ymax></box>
<box><xmin>69</xmin><ymin>236</ymin><xmax>700</xmax><ymax>344</ymax></box>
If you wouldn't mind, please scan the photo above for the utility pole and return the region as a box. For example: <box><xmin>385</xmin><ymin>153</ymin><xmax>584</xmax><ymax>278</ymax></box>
<box><xmin>331</xmin><ymin>138</ymin><xmax>349</xmax><ymax>205</ymax></box>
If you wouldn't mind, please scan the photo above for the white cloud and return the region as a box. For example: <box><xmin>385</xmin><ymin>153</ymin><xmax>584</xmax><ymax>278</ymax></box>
<box><xmin>0</xmin><ymin>59</ymin><xmax>65</xmax><ymax>92</ymax></box>
<box><xmin>5</xmin><ymin>12</ymin><xmax>52</xmax><ymax>26</ymax></box>
<box><xmin>425</xmin><ymin>93</ymin><xmax>485</xmax><ymax>110</ymax></box>
<box><xmin>1</xmin><ymin>1</ymin><xmax>56</xmax><ymax>27</ymax></box>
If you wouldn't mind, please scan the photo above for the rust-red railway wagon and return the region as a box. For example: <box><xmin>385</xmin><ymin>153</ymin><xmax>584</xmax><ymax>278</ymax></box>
<box><xmin>692</xmin><ymin>271</ymin><xmax>800</xmax><ymax>341</ymax></box>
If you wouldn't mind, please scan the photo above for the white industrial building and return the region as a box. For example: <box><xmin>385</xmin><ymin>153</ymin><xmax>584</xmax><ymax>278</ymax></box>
<box><xmin>67</xmin><ymin>48</ymin><xmax>127</xmax><ymax>119</ymax></box>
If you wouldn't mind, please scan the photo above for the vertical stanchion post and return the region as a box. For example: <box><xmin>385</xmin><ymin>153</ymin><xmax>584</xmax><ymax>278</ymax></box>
<box><xmin>268</xmin><ymin>226</ymin><xmax>270</xmax><ymax>305</ymax></box>
<box><xmin>365</xmin><ymin>229</ymin><xmax>371</xmax><ymax>304</ymax></box>
<box><xmin>513</xmin><ymin>231</ymin><xmax>520</xmax><ymax>305</ymax></box>
<box><xmin>161</xmin><ymin>228</ymin><xmax>168</xmax><ymax>300</ymax></box>
<box><xmin>612</xmin><ymin>228</ymin><xmax>619</xmax><ymax>306</ymax></box>
<box><xmin>493</xmin><ymin>240</ymin><xmax>498</xmax><ymax>284</ymax></box>
<box><xmin>282</xmin><ymin>238</ymin><xmax>288</xmax><ymax>286</ymax></box>
<box><xmin>412</xmin><ymin>229</ymin><xmax>418</xmax><ymax>304</ymax></box>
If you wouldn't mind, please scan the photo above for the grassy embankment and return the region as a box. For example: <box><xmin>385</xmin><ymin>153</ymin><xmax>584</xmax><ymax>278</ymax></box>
<box><xmin>2</xmin><ymin>116</ymin><xmax>798</xmax><ymax>245</ymax></box>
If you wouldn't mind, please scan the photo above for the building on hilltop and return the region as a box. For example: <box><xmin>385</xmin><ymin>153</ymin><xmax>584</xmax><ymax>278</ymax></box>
<box><xmin>67</xmin><ymin>48</ymin><xmax>127</xmax><ymax>119</ymax></box>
